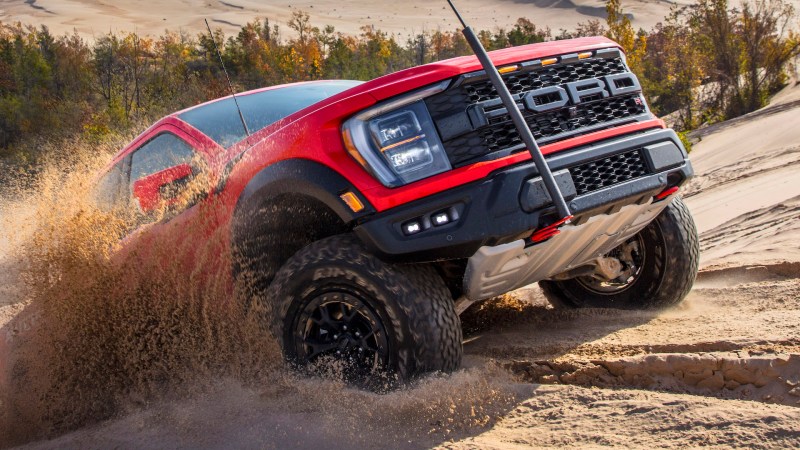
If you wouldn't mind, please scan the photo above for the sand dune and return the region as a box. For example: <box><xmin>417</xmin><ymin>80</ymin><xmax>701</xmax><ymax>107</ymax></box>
<box><xmin>0</xmin><ymin>0</ymin><xmax>697</xmax><ymax>40</ymax></box>
<box><xmin>684</xmin><ymin>83</ymin><xmax>800</xmax><ymax>266</ymax></box>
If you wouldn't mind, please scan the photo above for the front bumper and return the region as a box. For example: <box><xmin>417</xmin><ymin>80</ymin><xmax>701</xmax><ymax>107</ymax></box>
<box><xmin>354</xmin><ymin>128</ymin><xmax>693</xmax><ymax>262</ymax></box>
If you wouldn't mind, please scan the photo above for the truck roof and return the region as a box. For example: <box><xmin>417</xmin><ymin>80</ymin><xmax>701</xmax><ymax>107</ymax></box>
<box><xmin>174</xmin><ymin>80</ymin><xmax>363</xmax><ymax>148</ymax></box>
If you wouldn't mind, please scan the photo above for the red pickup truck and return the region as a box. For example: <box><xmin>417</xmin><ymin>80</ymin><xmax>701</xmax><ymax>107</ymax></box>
<box><xmin>95</xmin><ymin>36</ymin><xmax>698</xmax><ymax>383</ymax></box>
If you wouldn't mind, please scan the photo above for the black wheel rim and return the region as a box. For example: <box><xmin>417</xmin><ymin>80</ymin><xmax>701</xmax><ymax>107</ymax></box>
<box><xmin>291</xmin><ymin>289</ymin><xmax>390</xmax><ymax>382</ymax></box>
<box><xmin>576</xmin><ymin>233</ymin><xmax>646</xmax><ymax>295</ymax></box>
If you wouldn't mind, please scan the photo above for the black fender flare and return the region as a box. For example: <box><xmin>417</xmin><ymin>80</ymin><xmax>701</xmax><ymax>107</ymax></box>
<box><xmin>232</xmin><ymin>159</ymin><xmax>375</xmax><ymax>233</ymax></box>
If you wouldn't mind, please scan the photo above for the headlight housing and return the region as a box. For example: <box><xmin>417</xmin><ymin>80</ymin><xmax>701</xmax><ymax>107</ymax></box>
<box><xmin>342</xmin><ymin>82</ymin><xmax>452</xmax><ymax>187</ymax></box>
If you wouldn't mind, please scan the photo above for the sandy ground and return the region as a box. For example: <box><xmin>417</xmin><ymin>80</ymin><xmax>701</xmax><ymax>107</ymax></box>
<box><xmin>0</xmin><ymin>0</ymin><xmax>703</xmax><ymax>40</ymax></box>
<box><xmin>441</xmin><ymin>81</ymin><xmax>800</xmax><ymax>447</ymax></box>
<box><xmin>2</xmin><ymin>82</ymin><xmax>800</xmax><ymax>449</ymax></box>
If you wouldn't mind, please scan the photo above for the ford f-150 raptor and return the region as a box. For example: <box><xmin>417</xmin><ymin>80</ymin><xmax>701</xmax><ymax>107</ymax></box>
<box><xmin>95</xmin><ymin>35</ymin><xmax>699</xmax><ymax>383</ymax></box>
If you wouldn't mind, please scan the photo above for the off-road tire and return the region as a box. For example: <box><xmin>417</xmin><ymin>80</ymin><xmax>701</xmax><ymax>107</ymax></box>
<box><xmin>540</xmin><ymin>197</ymin><xmax>699</xmax><ymax>309</ymax></box>
<box><xmin>266</xmin><ymin>233</ymin><xmax>462</xmax><ymax>383</ymax></box>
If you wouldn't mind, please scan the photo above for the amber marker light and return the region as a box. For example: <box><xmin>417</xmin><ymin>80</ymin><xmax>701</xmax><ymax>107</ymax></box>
<box><xmin>342</xmin><ymin>127</ymin><xmax>368</xmax><ymax>167</ymax></box>
<box><xmin>578</xmin><ymin>52</ymin><xmax>593</xmax><ymax>59</ymax></box>
<box><xmin>340</xmin><ymin>191</ymin><xmax>365</xmax><ymax>213</ymax></box>
<box><xmin>541</xmin><ymin>58</ymin><xmax>558</xmax><ymax>66</ymax></box>
<box><xmin>498</xmin><ymin>64</ymin><xmax>519</xmax><ymax>74</ymax></box>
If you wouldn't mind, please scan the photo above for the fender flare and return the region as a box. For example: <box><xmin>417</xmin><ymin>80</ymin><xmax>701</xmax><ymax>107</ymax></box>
<box><xmin>232</xmin><ymin>159</ymin><xmax>375</xmax><ymax>232</ymax></box>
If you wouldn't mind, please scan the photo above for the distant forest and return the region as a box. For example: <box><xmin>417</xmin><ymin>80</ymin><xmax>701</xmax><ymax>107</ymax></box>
<box><xmin>0</xmin><ymin>0</ymin><xmax>798</xmax><ymax>163</ymax></box>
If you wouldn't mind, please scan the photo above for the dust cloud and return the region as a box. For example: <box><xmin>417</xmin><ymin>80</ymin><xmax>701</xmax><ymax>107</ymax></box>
<box><xmin>0</xmin><ymin>144</ymin><xmax>282</xmax><ymax>446</ymax></box>
<box><xmin>0</xmin><ymin>143</ymin><xmax>518</xmax><ymax>449</ymax></box>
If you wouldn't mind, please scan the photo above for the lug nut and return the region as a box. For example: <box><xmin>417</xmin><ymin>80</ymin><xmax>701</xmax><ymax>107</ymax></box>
<box><xmin>342</xmin><ymin>325</ymin><xmax>348</xmax><ymax>331</ymax></box>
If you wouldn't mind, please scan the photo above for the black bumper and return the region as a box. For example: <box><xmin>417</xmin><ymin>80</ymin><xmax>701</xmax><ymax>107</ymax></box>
<box><xmin>354</xmin><ymin>128</ymin><xmax>693</xmax><ymax>262</ymax></box>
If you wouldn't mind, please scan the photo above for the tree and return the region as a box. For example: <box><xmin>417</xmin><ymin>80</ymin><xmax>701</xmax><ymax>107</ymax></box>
<box><xmin>507</xmin><ymin>18</ymin><xmax>551</xmax><ymax>46</ymax></box>
<box><xmin>739</xmin><ymin>0</ymin><xmax>800</xmax><ymax>111</ymax></box>
<box><xmin>605</xmin><ymin>0</ymin><xmax>646</xmax><ymax>74</ymax></box>
<box><xmin>287</xmin><ymin>11</ymin><xmax>323</xmax><ymax>80</ymax></box>
<box><xmin>642</xmin><ymin>9</ymin><xmax>705</xmax><ymax>129</ymax></box>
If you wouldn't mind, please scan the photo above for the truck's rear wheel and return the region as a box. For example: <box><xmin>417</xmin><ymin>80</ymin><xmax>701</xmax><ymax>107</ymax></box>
<box><xmin>266</xmin><ymin>234</ymin><xmax>462</xmax><ymax>386</ymax></box>
<box><xmin>540</xmin><ymin>197</ymin><xmax>699</xmax><ymax>310</ymax></box>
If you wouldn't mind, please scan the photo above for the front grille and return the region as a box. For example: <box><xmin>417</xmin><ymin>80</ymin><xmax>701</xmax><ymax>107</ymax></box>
<box><xmin>569</xmin><ymin>150</ymin><xmax>648</xmax><ymax>195</ymax></box>
<box><xmin>438</xmin><ymin>95</ymin><xmax>646</xmax><ymax>167</ymax></box>
<box><xmin>483</xmin><ymin>95</ymin><xmax>644</xmax><ymax>153</ymax></box>
<box><xmin>462</xmin><ymin>57</ymin><xmax>627</xmax><ymax>103</ymax></box>
<box><xmin>425</xmin><ymin>50</ymin><xmax>651</xmax><ymax>168</ymax></box>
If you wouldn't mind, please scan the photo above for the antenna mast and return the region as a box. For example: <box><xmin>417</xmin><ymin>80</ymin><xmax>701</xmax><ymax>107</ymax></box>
<box><xmin>445</xmin><ymin>0</ymin><xmax>571</xmax><ymax>221</ymax></box>
<box><xmin>204</xmin><ymin>19</ymin><xmax>251</xmax><ymax>137</ymax></box>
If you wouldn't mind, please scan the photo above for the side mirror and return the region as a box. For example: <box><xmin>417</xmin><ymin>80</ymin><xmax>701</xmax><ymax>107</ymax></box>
<box><xmin>132</xmin><ymin>163</ymin><xmax>195</xmax><ymax>213</ymax></box>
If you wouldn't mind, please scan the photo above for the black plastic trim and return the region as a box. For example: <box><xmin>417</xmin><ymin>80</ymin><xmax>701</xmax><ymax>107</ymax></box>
<box><xmin>520</xmin><ymin>169</ymin><xmax>577</xmax><ymax>212</ymax></box>
<box><xmin>234</xmin><ymin>159</ymin><xmax>376</xmax><ymax>226</ymax></box>
<box><xmin>354</xmin><ymin>128</ymin><xmax>692</xmax><ymax>262</ymax></box>
<box><xmin>642</xmin><ymin>140</ymin><xmax>686</xmax><ymax>172</ymax></box>
<box><xmin>544</xmin><ymin>128</ymin><xmax>683</xmax><ymax>168</ymax></box>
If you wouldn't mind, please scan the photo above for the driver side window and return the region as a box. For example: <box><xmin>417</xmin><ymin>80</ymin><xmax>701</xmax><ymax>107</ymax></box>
<box><xmin>129</xmin><ymin>132</ymin><xmax>202</xmax><ymax>218</ymax></box>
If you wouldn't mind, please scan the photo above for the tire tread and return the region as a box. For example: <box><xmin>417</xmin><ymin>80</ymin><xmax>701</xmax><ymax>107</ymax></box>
<box><xmin>266</xmin><ymin>234</ymin><xmax>462</xmax><ymax>380</ymax></box>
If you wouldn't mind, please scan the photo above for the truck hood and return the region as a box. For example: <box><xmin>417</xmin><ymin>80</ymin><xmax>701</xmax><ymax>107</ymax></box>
<box><xmin>340</xmin><ymin>36</ymin><xmax>620</xmax><ymax>103</ymax></box>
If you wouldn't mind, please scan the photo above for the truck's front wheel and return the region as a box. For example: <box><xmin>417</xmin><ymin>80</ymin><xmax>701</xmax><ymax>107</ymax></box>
<box><xmin>540</xmin><ymin>197</ymin><xmax>699</xmax><ymax>310</ymax></box>
<box><xmin>266</xmin><ymin>234</ymin><xmax>462</xmax><ymax>385</ymax></box>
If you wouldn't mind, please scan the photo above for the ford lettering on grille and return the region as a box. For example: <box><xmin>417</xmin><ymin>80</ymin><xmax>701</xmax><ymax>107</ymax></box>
<box><xmin>468</xmin><ymin>72</ymin><xmax>642</xmax><ymax>126</ymax></box>
<box><xmin>425</xmin><ymin>51</ymin><xmax>652</xmax><ymax>168</ymax></box>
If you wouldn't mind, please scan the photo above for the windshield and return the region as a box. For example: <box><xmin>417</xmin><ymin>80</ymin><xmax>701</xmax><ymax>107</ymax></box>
<box><xmin>179</xmin><ymin>80</ymin><xmax>363</xmax><ymax>148</ymax></box>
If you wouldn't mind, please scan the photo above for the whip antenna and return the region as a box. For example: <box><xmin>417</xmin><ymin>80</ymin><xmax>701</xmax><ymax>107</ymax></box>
<box><xmin>204</xmin><ymin>19</ymin><xmax>250</xmax><ymax>137</ymax></box>
<box><xmin>445</xmin><ymin>0</ymin><xmax>571</xmax><ymax>221</ymax></box>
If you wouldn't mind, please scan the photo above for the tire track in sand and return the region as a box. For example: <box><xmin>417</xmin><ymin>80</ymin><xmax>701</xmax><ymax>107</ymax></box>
<box><xmin>463</xmin><ymin>262</ymin><xmax>800</xmax><ymax>408</ymax></box>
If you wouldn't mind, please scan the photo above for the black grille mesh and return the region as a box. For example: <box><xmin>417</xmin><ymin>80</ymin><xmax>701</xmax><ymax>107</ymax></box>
<box><xmin>463</xmin><ymin>57</ymin><xmax>627</xmax><ymax>103</ymax></box>
<box><xmin>425</xmin><ymin>55</ymin><xmax>648</xmax><ymax>168</ymax></box>
<box><xmin>569</xmin><ymin>150</ymin><xmax>648</xmax><ymax>195</ymax></box>
<box><xmin>485</xmin><ymin>95</ymin><xmax>645</xmax><ymax>152</ymax></box>
<box><xmin>441</xmin><ymin>95</ymin><xmax>645</xmax><ymax>167</ymax></box>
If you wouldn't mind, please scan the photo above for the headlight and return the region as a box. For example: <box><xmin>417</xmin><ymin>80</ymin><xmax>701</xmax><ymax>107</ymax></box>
<box><xmin>343</xmin><ymin>83</ymin><xmax>452</xmax><ymax>187</ymax></box>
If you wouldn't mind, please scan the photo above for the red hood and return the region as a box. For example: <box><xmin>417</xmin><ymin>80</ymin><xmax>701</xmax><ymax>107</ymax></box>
<box><xmin>237</xmin><ymin>36</ymin><xmax>622</xmax><ymax>155</ymax></box>
<box><xmin>340</xmin><ymin>36</ymin><xmax>620</xmax><ymax>102</ymax></box>
<box><xmin>238</xmin><ymin>36</ymin><xmax>622</xmax><ymax>131</ymax></box>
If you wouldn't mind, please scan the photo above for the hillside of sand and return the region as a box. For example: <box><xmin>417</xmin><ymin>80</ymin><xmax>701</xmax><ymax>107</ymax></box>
<box><xmin>1</xmin><ymin>0</ymin><xmax>701</xmax><ymax>40</ymax></box>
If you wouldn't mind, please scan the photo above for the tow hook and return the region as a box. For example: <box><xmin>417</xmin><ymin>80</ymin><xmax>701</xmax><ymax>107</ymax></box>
<box><xmin>654</xmin><ymin>186</ymin><xmax>680</xmax><ymax>202</ymax></box>
<box><xmin>530</xmin><ymin>215</ymin><xmax>574</xmax><ymax>244</ymax></box>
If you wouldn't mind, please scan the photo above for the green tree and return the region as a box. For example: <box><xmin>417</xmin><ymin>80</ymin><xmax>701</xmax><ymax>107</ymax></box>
<box><xmin>642</xmin><ymin>10</ymin><xmax>705</xmax><ymax>129</ymax></box>
<box><xmin>605</xmin><ymin>0</ymin><xmax>646</xmax><ymax>74</ymax></box>
<box><xmin>739</xmin><ymin>0</ymin><xmax>800</xmax><ymax>112</ymax></box>
<box><xmin>507</xmin><ymin>18</ymin><xmax>551</xmax><ymax>46</ymax></box>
